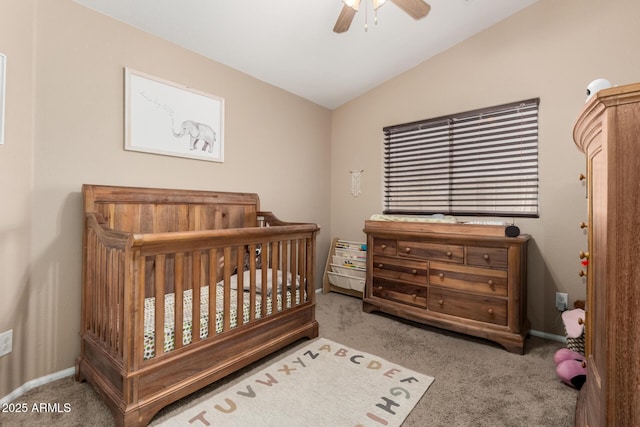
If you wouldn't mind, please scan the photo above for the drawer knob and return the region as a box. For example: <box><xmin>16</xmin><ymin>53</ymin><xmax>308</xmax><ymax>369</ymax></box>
<box><xmin>581</xmin><ymin>361</ymin><xmax>587</xmax><ymax>368</ymax></box>
<box><xmin>411</xmin><ymin>269</ymin><xmax>417</xmax><ymax>275</ymax></box>
<box><xmin>405</xmin><ymin>247</ymin><xmax>411</xmax><ymax>253</ymax></box>
<box><xmin>487</xmin><ymin>280</ymin><xmax>495</xmax><ymax>289</ymax></box>
<box><xmin>377</xmin><ymin>286</ymin><xmax>383</xmax><ymax>290</ymax></box>
<box><xmin>579</xmin><ymin>251</ymin><xmax>589</xmax><ymax>259</ymax></box>
<box><xmin>381</xmin><ymin>244</ymin><xmax>387</xmax><ymax>249</ymax></box>
<box><xmin>580</xmin><ymin>222</ymin><xmax>588</xmax><ymax>229</ymax></box>
<box><xmin>579</xmin><ymin>173</ymin><xmax>586</xmax><ymax>181</ymax></box>
<box><xmin>487</xmin><ymin>308</ymin><xmax>494</xmax><ymax>315</ymax></box>
<box><xmin>446</xmin><ymin>251</ymin><xmax>452</xmax><ymax>257</ymax></box>
<box><xmin>438</xmin><ymin>273</ymin><xmax>444</xmax><ymax>279</ymax></box>
<box><xmin>578</xmin><ymin>318</ymin><xmax>584</xmax><ymax>325</ymax></box>
<box><xmin>483</xmin><ymin>254</ymin><xmax>490</xmax><ymax>260</ymax></box>
<box><xmin>411</xmin><ymin>294</ymin><xmax>417</xmax><ymax>300</ymax></box>
<box><xmin>438</xmin><ymin>299</ymin><xmax>444</xmax><ymax>305</ymax></box>
<box><xmin>579</xmin><ymin>270</ymin><xmax>587</xmax><ymax>277</ymax></box>
<box><xmin>378</xmin><ymin>263</ymin><xmax>384</xmax><ymax>268</ymax></box>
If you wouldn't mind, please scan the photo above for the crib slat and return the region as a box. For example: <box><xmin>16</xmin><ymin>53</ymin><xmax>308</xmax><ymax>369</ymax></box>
<box><xmin>108</xmin><ymin>248</ymin><xmax>114</xmax><ymax>349</ymax></box>
<box><xmin>306</xmin><ymin>236</ymin><xmax>314</xmax><ymax>303</ymax></box>
<box><xmin>281</xmin><ymin>240</ymin><xmax>289</xmax><ymax>309</ymax></box>
<box><xmin>93</xmin><ymin>241</ymin><xmax>100</xmax><ymax>338</ymax></box>
<box><xmin>92</xmin><ymin>231</ymin><xmax>99</xmax><ymax>335</ymax></box>
<box><xmin>87</xmin><ymin>230</ymin><xmax>95</xmax><ymax>334</ymax></box>
<box><xmin>174</xmin><ymin>253</ymin><xmax>184</xmax><ymax>351</ymax></box>
<box><xmin>299</xmin><ymin>238</ymin><xmax>306</xmax><ymax>303</ymax></box>
<box><xmin>223</xmin><ymin>247</ymin><xmax>232</xmax><ymax>331</ymax></box>
<box><xmin>234</xmin><ymin>246</ymin><xmax>243</xmax><ymax>327</ymax></box>
<box><xmin>260</xmin><ymin>250</ymin><xmax>268</xmax><ymax>317</ymax></box>
<box><xmin>208</xmin><ymin>248</ymin><xmax>218</xmax><ymax>337</ymax></box>
<box><xmin>99</xmin><ymin>244</ymin><xmax>107</xmax><ymax>341</ymax></box>
<box><xmin>248</xmin><ymin>244</ymin><xmax>257</xmax><ymax>322</ymax></box>
<box><xmin>192</xmin><ymin>250</ymin><xmax>201</xmax><ymax>344</ymax></box>
<box><xmin>135</xmin><ymin>253</ymin><xmax>146</xmax><ymax>370</ymax></box>
<box><xmin>117</xmin><ymin>250</ymin><xmax>125</xmax><ymax>357</ymax></box>
<box><xmin>290</xmin><ymin>240</ymin><xmax>298</xmax><ymax>307</ymax></box>
<box><xmin>154</xmin><ymin>255</ymin><xmax>165</xmax><ymax>357</ymax></box>
<box><xmin>271</xmin><ymin>241</ymin><xmax>279</xmax><ymax>313</ymax></box>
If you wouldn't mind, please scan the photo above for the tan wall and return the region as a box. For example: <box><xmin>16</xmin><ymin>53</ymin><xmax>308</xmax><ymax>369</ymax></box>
<box><xmin>0</xmin><ymin>0</ymin><xmax>37</xmax><ymax>401</ymax></box>
<box><xmin>0</xmin><ymin>0</ymin><xmax>331</xmax><ymax>398</ymax></box>
<box><xmin>330</xmin><ymin>0</ymin><xmax>640</xmax><ymax>335</ymax></box>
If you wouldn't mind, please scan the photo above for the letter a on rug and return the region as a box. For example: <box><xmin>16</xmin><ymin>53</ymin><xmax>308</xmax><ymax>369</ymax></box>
<box><xmin>156</xmin><ymin>337</ymin><xmax>434</xmax><ymax>426</ymax></box>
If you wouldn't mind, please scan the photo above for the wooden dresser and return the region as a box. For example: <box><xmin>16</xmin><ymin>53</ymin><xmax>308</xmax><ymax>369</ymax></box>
<box><xmin>573</xmin><ymin>82</ymin><xmax>640</xmax><ymax>426</ymax></box>
<box><xmin>363</xmin><ymin>220</ymin><xmax>530</xmax><ymax>354</ymax></box>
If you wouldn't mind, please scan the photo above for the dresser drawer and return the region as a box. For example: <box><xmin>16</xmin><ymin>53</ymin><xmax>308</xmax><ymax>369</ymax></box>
<box><xmin>373</xmin><ymin>255</ymin><xmax>427</xmax><ymax>286</ymax></box>
<box><xmin>429</xmin><ymin>262</ymin><xmax>507</xmax><ymax>297</ymax></box>
<box><xmin>466</xmin><ymin>246</ymin><xmax>508</xmax><ymax>270</ymax></box>
<box><xmin>429</xmin><ymin>288</ymin><xmax>507</xmax><ymax>326</ymax></box>
<box><xmin>372</xmin><ymin>277</ymin><xmax>427</xmax><ymax>308</ymax></box>
<box><xmin>398</xmin><ymin>241</ymin><xmax>464</xmax><ymax>263</ymax></box>
<box><xmin>372</xmin><ymin>238</ymin><xmax>397</xmax><ymax>256</ymax></box>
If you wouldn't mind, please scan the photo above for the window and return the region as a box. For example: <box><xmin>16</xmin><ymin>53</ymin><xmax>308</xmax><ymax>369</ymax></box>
<box><xmin>383</xmin><ymin>98</ymin><xmax>539</xmax><ymax>218</ymax></box>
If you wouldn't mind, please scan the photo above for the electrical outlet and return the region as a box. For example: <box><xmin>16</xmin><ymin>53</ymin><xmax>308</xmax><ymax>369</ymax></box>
<box><xmin>0</xmin><ymin>329</ymin><xmax>13</xmax><ymax>357</ymax></box>
<box><xmin>556</xmin><ymin>292</ymin><xmax>568</xmax><ymax>311</ymax></box>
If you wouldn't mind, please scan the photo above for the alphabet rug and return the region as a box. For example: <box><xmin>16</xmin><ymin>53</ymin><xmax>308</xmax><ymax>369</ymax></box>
<box><xmin>156</xmin><ymin>337</ymin><xmax>434</xmax><ymax>427</ymax></box>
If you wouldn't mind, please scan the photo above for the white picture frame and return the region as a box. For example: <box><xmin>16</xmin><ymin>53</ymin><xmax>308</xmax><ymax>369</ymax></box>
<box><xmin>124</xmin><ymin>68</ymin><xmax>224</xmax><ymax>162</ymax></box>
<box><xmin>0</xmin><ymin>53</ymin><xmax>6</xmax><ymax>145</ymax></box>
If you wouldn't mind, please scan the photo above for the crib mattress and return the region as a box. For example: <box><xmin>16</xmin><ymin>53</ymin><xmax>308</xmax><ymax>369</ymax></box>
<box><xmin>143</xmin><ymin>284</ymin><xmax>296</xmax><ymax>360</ymax></box>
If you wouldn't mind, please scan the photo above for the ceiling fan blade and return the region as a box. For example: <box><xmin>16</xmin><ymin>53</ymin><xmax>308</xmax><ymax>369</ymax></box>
<box><xmin>391</xmin><ymin>0</ymin><xmax>431</xmax><ymax>20</ymax></box>
<box><xmin>333</xmin><ymin>4</ymin><xmax>357</xmax><ymax>33</ymax></box>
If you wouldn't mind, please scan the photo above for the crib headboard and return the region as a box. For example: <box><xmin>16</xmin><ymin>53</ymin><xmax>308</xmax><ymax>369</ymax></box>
<box><xmin>82</xmin><ymin>184</ymin><xmax>260</xmax><ymax>233</ymax></box>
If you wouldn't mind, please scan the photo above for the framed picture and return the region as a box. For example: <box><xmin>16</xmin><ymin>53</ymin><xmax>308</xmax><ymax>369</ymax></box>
<box><xmin>124</xmin><ymin>68</ymin><xmax>224</xmax><ymax>162</ymax></box>
<box><xmin>0</xmin><ymin>53</ymin><xmax>6</xmax><ymax>145</ymax></box>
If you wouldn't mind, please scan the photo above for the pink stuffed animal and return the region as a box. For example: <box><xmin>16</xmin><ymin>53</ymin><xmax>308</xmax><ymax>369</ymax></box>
<box><xmin>554</xmin><ymin>308</ymin><xmax>587</xmax><ymax>389</ymax></box>
<box><xmin>554</xmin><ymin>349</ymin><xmax>586</xmax><ymax>389</ymax></box>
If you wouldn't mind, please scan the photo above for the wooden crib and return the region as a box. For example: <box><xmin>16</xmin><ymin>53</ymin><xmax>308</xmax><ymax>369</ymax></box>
<box><xmin>75</xmin><ymin>184</ymin><xmax>319</xmax><ymax>426</ymax></box>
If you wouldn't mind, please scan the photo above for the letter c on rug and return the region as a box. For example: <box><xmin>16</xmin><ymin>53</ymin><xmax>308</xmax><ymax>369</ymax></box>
<box><xmin>351</xmin><ymin>355</ymin><xmax>364</xmax><ymax>364</ymax></box>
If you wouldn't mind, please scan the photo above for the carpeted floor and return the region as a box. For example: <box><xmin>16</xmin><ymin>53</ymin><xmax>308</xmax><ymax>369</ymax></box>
<box><xmin>0</xmin><ymin>292</ymin><xmax>577</xmax><ymax>426</ymax></box>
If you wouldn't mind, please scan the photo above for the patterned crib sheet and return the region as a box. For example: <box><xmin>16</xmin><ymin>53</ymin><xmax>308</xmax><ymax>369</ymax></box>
<box><xmin>143</xmin><ymin>283</ymin><xmax>298</xmax><ymax>360</ymax></box>
<box><xmin>369</xmin><ymin>213</ymin><xmax>458</xmax><ymax>223</ymax></box>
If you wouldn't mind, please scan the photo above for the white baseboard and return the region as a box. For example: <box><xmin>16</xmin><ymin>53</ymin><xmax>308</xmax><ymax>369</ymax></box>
<box><xmin>530</xmin><ymin>329</ymin><xmax>566</xmax><ymax>343</ymax></box>
<box><xmin>0</xmin><ymin>367</ymin><xmax>75</xmax><ymax>405</ymax></box>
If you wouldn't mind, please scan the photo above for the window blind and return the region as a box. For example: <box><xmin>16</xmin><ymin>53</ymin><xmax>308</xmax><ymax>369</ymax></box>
<box><xmin>383</xmin><ymin>98</ymin><xmax>539</xmax><ymax>217</ymax></box>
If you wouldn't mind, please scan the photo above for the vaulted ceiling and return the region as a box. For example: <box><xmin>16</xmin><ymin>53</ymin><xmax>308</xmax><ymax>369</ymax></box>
<box><xmin>73</xmin><ymin>0</ymin><xmax>538</xmax><ymax>109</ymax></box>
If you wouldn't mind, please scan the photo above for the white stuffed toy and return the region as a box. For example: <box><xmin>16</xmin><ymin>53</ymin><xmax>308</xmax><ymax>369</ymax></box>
<box><xmin>586</xmin><ymin>78</ymin><xmax>612</xmax><ymax>102</ymax></box>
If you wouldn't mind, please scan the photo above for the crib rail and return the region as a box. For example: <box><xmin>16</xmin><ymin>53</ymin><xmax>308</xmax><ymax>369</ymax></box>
<box><xmin>81</xmin><ymin>212</ymin><xmax>318</xmax><ymax>372</ymax></box>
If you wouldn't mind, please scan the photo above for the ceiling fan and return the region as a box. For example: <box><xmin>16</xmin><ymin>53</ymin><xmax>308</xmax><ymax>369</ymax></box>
<box><xmin>333</xmin><ymin>0</ymin><xmax>431</xmax><ymax>33</ymax></box>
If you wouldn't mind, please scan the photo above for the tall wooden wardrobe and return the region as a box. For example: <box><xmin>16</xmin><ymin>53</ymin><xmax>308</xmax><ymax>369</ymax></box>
<box><xmin>572</xmin><ymin>82</ymin><xmax>640</xmax><ymax>426</ymax></box>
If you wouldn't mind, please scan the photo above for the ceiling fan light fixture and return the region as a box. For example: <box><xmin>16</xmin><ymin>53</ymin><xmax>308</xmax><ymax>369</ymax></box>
<box><xmin>343</xmin><ymin>0</ymin><xmax>361</xmax><ymax>11</ymax></box>
<box><xmin>372</xmin><ymin>0</ymin><xmax>387</xmax><ymax>10</ymax></box>
<box><xmin>334</xmin><ymin>0</ymin><xmax>430</xmax><ymax>34</ymax></box>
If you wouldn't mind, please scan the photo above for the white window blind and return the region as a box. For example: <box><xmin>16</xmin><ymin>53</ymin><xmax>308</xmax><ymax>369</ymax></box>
<box><xmin>383</xmin><ymin>98</ymin><xmax>539</xmax><ymax>217</ymax></box>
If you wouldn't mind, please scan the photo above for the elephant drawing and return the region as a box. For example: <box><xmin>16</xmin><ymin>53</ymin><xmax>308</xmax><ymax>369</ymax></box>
<box><xmin>172</xmin><ymin>120</ymin><xmax>216</xmax><ymax>153</ymax></box>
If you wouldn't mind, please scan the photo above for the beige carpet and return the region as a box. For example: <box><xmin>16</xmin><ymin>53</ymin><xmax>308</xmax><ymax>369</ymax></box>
<box><xmin>157</xmin><ymin>337</ymin><xmax>434</xmax><ymax>426</ymax></box>
<box><xmin>0</xmin><ymin>292</ymin><xmax>577</xmax><ymax>426</ymax></box>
